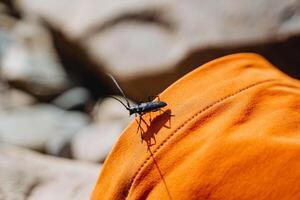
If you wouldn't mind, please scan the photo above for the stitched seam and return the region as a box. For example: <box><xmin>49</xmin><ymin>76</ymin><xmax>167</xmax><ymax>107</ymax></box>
<box><xmin>124</xmin><ymin>79</ymin><xmax>275</xmax><ymax>199</ymax></box>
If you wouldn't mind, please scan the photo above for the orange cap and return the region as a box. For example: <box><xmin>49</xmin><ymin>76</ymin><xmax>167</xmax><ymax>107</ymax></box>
<box><xmin>92</xmin><ymin>53</ymin><xmax>300</xmax><ymax>200</ymax></box>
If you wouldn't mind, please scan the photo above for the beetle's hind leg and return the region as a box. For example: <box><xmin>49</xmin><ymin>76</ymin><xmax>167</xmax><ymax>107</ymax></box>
<box><xmin>135</xmin><ymin>114</ymin><xmax>144</xmax><ymax>135</ymax></box>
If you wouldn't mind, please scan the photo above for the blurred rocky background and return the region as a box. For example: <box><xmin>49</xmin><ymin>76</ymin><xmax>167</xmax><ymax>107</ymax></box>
<box><xmin>0</xmin><ymin>0</ymin><xmax>299</xmax><ymax>199</ymax></box>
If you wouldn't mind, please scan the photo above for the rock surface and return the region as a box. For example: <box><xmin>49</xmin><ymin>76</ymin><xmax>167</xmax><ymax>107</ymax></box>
<box><xmin>51</xmin><ymin>87</ymin><xmax>91</xmax><ymax>110</ymax></box>
<box><xmin>0</xmin><ymin>144</ymin><xmax>100</xmax><ymax>200</ymax></box>
<box><xmin>0</xmin><ymin>86</ymin><xmax>36</xmax><ymax>109</ymax></box>
<box><xmin>0</xmin><ymin>14</ymin><xmax>70</xmax><ymax>100</ymax></box>
<box><xmin>0</xmin><ymin>104</ymin><xmax>90</xmax><ymax>151</ymax></box>
<box><xmin>0</xmin><ymin>81</ymin><xmax>36</xmax><ymax>110</ymax></box>
<box><xmin>71</xmin><ymin>122</ymin><xmax>124</xmax><ymax>162</ymax></box>
<box><xmin>12</xmin><ymin>0</ymin><xmax>300</xmax><ymax>100</ymax></box>
<box><xmin>71</xmin><ymin>97</ymin><xmax>133</xmax><ymax>162</ymax></box>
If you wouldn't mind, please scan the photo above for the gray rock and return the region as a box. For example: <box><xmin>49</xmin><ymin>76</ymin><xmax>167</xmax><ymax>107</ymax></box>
<box><xmin>0</xmin><ymin>87</ymin><xmax>36</xmax><ymax>110</ymax></box>
<box><xmin>71</xmin><ymin>97</ymin><xmax>133</xmax><ymax>162</ymax></box>
<box><xmin>0</xmin><ymin>14</ymin><xmax>70</xmax><ymax>100</ymax></box>
<box><xmin>71</xmin><ymin>122</ymin><xmax>124</xmax><ymax>162</ymax></box>
<box><xmin>0</xmin><ymin>3</ymin><xmax>8</xmax><ymax>14</ymax></box>
<box><xmin>0</xmin><ymin>144</ymin><xmax>100</xmax><ymax>200</ymax></box>
<box><xmin>0</xmin><ymin>15</ymin><xmax>15</xmax><ymax>57</ymax></box>
<box><xmin>52</xmin><ymin>87</ymin><xmax>91</xmax><ymax>110</ymax></box>
<box><xmin>0</xmin><ymin>104</ymin><xmax>90</xmax><ymax>151</ymax></box>
<box><xmin>12</xmin><ymin>0</ymin><xmax>300</xmax><ymax>100</ymax></box>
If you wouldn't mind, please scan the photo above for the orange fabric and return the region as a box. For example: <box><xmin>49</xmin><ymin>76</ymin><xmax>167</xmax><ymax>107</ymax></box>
<box><xmin>91</xmin><ymin>53</ymin><xmax>300</xmax><ymax>200</ymax></box>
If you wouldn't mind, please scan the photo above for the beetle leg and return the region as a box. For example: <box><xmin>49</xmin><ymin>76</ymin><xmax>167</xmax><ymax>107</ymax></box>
<box><xmin>139</xmin><ymin>115</ymin><xmax>147</xmax><ymax>143</ymax></box>
<box><xmin>135</xmin><ymin>114</ymin><xmax>143</xmax><ymax>135</ymax></box>
<box><xmin>137</xmin><ymin>115</ymin><xmax>142</xmax><ymax>134</ymax></box>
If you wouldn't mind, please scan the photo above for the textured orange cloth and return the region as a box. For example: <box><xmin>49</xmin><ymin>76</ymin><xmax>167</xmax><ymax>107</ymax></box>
<box><xmin>91</xmin><ymin>53</ymin><xmax>300</xmax><ymax>200</ymax></box>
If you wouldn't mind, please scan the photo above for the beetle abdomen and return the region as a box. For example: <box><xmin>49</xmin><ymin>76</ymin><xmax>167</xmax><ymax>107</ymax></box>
<box><xmin>129</xmin><ymin>101</ymin><xmax>167</xmax><ymax>115</ymax></box>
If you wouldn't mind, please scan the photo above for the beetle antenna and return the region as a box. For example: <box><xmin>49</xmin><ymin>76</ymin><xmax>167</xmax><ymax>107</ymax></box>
<box><xmin>107</xmin><ymin>95</ymin><xmax>130</xmax><ymax>110</ymax></box>
<box><xmin>106</xmin><ymin>73</ymin><xmax>131</xmax><ymax>108</ymax></box>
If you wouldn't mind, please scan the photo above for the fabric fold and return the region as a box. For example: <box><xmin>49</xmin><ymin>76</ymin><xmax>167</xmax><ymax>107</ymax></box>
<box><xmin>92</xmin><ymin>53</ymin><xmax>300</xmax><ymax>200</ymax></box>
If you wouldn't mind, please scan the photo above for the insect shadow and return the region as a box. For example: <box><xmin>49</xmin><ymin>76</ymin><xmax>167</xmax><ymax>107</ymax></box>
<box><xmin>139</xmin><ymin>110</ymin><xmax>174</xmax><ymax>200</ymax></box>
<box><xmin>137</xmin><ymin>109</ymin><xmax>172</xmax><ymax>149</ymax></box>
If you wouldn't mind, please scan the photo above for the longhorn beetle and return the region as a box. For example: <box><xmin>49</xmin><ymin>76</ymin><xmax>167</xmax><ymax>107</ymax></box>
<box><xmin>106</xmin><ymin>74</ymin><xmax>168</xmax><ymax>133</ymax></box>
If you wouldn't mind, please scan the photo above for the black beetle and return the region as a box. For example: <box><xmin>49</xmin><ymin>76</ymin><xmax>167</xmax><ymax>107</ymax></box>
<box><xmin>107</xmin><ymin>74</ymin><xmax>167</xmax><ymax>116</ymax></box>
<box><xmin>106</xmin><ymin>74</ymin><xmax>168</xmax><ymax>133</ymax></box>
